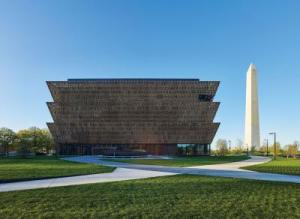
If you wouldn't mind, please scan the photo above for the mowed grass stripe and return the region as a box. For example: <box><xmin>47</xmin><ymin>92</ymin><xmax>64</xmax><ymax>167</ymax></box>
<box><xmin>106</xmin><ymin>155</ymin><xmax>249</xmax><ymax>167</ymax></box>
<box><xmin>0</xmin><ymin>175</ymin><xmax>300</xmax><ymax>218</ymax></box>
<box><xmin>0</xmin><ymin>157</ymin><xmax>114</xmax><ymax>183</ymax></box>
<box><xmin>242</xmin><ymin>157</ymin><xmax>300</xmax><ymax>176</ymax></box>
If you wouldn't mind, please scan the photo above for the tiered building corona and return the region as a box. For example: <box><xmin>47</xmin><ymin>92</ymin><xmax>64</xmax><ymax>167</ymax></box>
<box><xmin>47</xmin><ymin>79</ymin><xmax>220</xmax><ymax>156</ymax></box>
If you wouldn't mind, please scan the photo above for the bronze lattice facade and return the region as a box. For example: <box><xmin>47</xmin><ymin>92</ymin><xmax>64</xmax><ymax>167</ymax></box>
<box><xmin>47</xmin><ymin>79</ymin><xmax>220</xmax><ymax>156</ymax></box>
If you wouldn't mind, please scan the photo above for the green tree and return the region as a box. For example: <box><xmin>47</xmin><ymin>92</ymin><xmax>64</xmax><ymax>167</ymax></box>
<box><xmin>285</xmin><ymin>141</ymin><xmax>299</xmax><ymax>159</ymax></box>
<box><xmin>16</xmin><ymin>128</ymin><xmax>34</xmax><ymax>156</ymax></box>
<box><xmin>215</xmin><ymin>139</ymin><xmax>229</xmax><ymax>156</ymax></box>
<box><xmin>259</xmin><ymin>142</ymin><xmax>270</xmax><ymax>155</ymax></box>
<box><xmin>270</xmin><ymin>142</ymin><xmax>281</xmax><ymax>156</ymax></box>
<box><xmin>40</xmin><ymin>129</ymin><xmax>54</xmax><ymax>154</ymax></box>
<box><xmin>16</xmin><ymin>127</ymin><xmax>54</xmax><ymax>155</ymax></box>
<box><xmin>0</xmin><ymin>127</ymin><xmax>16</xmax><ymax>156</ymax></box>
<box><xmin>231</xmin><ymin>139</ymin><xmax>243</xmax><ymax>155</ymax></box>
<box><xmin>16</xmin><ymin>138</ymin><xmax>31</xmax><ymax>158</ymax></box>
<box><xmin>28</xmin><ymin>127</ymin><xmax>43</xmax><ymax>153</ymax></box>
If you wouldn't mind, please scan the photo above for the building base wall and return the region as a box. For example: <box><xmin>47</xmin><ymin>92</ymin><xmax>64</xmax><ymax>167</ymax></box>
<box><xmin>57</xmin><ymin>144</ymin><xmax>210</xmax><ymax>156</ymax></box>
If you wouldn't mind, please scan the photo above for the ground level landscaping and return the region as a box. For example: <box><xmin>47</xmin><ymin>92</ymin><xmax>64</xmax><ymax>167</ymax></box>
<box><xmin>0</xmin><ymin>174</ymin><xmax>300</xmax><ymax>218</ymax></box>
<box><xmin>0</xmin><ymin>157</ymin><xmax>114</xmax><ymax>183</ymax></box>
<box><xmin>106</xmin><ymin>155</ymin><xmax>249</xmax><ymax>167</ymax></box>
<box><xmin>242</xmin><ymin>157</ymin><xmax>300</xmax><ymax>176</ymax></box>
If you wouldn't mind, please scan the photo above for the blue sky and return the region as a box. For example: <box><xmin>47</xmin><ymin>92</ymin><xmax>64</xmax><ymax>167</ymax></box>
<box><xmin>0</xmin><ymin>0</ymin><xmax>299</xmax><ymax>146</ymax></box>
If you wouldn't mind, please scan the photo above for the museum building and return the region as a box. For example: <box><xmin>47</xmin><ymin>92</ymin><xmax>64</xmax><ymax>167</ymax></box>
<box><xmin>47</xmin><ymin>79</ymin><xmax>220</xmax><ymax>156</ymax></box>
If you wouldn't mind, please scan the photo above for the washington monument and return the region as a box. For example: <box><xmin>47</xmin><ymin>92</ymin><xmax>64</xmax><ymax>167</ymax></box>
<box><xmin>244</xmin><ymin>64</ymin><xmax>260</xmax><ymax>150</ymax></box>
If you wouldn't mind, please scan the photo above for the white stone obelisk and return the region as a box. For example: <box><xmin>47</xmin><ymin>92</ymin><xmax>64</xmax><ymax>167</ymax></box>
<box><xmin>244</xmin><ymin>64</ymin><xmax>260</xmax><ymax>150</ymax></box>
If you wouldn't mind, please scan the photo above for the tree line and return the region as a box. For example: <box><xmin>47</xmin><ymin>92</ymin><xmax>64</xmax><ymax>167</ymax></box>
<box><xmin>215</xmin><ymin>138</ymin><xmax>300</xmax><ymax>158</ymax></box>
<box><xmin>0</xmin><ymin>127</ymin><xmax>54</xmax><ymax>157</ymax></box>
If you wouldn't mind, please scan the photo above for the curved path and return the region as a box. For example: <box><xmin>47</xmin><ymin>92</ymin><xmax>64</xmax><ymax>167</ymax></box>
<box><xmin>1</xmin><ymin>156</ymin><xmax>300</xmax><ymax>192</ymax></box>
<box><xmin>65</xmin><ymin>155</ymin><xmax>271</xmax><ymax>171</ymax></box>
<box><xmin>0</xmin><ymin>168</ymin><xmax>176</xmax><ymax>192</ymax></box>
<box><xmin>65</xmin><ymin>156</ymin><xmax>300</xmax><ymax>184</ymax></box>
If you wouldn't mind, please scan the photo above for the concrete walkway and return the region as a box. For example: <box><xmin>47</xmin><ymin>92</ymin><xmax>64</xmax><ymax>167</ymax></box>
<box><xmin>64</xmin><ymin>156</ymin><xmax>300</xmax><ymax>184</ymax></box>
<box><xmin>2</xmin><ymin>156</ymin><xmax>300</xmax><ymax>193</ymax></box>
<box><xmin>63</xmin><ymin>155</ymin><xmax>271</xmax><ymax>172</ymax></box>
<box><xmin>0</xmin><ymin>168</ymin><xmax>176</xmax><ymax>192</ymax></box>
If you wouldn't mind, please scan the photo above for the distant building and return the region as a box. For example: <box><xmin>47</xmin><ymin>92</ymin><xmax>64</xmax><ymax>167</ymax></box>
<box><xmin>47</xmin><ymin>79</ymin><xmax>220</xmax><ymax>156</ymax></box>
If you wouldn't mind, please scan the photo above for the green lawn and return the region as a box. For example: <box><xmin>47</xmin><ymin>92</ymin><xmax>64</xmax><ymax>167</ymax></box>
<box><xmin>242</xmin><ymin>157</ymin><xmax>300</xmax><ymax>176</ymax></box>
<box><xmin>0</xmin><ymin>157</ymin><xmax>114</xmax><ymax>183</ymax></box>
<box><xmin>0</xmin><ymin>175</ymin><xmax>300</xmax><ymax>218</ymax></box>
<box><xmin>106</xmin><ymin>155</ymin><xmax>249</xmax><ymax>167</ymax></box>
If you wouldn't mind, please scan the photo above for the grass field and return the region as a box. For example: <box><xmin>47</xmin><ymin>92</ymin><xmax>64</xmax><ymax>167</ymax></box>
<box><xmin>0</xmin><ymin>157</ymin><xmax>114</xmax><ymax>183</ymax></box>
<box><xmin>242</xmin><ymin>157</ymin><xmax>300</xmax><ymax>176</ymax></box>
<box><xmin>0</xmin><ymin>175</ymin><xmax>300</xmax><ymax>218</ymax></box>
<box><xmin>106</xmin><ymin>155</ymin><xmax>249</xmax><ymax>167</ymax></box>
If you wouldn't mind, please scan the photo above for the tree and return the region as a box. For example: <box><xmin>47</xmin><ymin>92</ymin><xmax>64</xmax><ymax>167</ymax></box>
<box><xmin>259</xmin><ymin>142</ymin><xmax>269</xmax><ymax>155</ymax></box>
<box><xmin>16</xmin><ymin>128</ymin><xmax>33</xmax><ymax>157</ymax></box>
<box><xmin>270</xmin><ymin>142</ymin><xmax>281</xmax><ymax>156</ymax></box>
<box><xmin>0</xmin><ymin>127</ymin><xmax>16</xmax><ymax>156</ymax></box>
<box><xmin>285</xmin><ymin>141</ymin><xmax>299</xmax><ymax>159</ymax></box>
<box><xmin>295</xmin><ymin>141</ymin><xmax>300</xmax><ymax>151</ymax></box>
<box><xmin>16</xmin><ymin>138</ymin><xmax>31</xmax><ymax>158</ymax></box>
<box><xmin>215</xmin><ymin>139</ymin><xmax>229</xmax><ymax>156</ymax></box>
<box><xmin>16</xmin><ymin>127</ymin><xmax>54</xmax><ymax>155</ymax></box>
<box><xmin>231</xmin><ymin>139</ymin><xmax>244</xmax><ymax>155</ymax></box>
<box><xmin>251</xmin><ymin>145</ymin><xmax>257</xmax><ymax>153</ymax></box>
<box><xmin>40</xmin><ymin>129</ymin><xmax>54</xmax><ymax>154</ymax></box>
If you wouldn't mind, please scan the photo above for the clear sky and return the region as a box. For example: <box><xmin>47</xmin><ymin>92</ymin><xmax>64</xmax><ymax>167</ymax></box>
<box><xmin>0</xmin><ymin>0</ymin><xmax>299</xmax><ymax>147</ymax></box>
